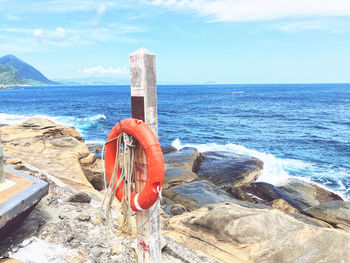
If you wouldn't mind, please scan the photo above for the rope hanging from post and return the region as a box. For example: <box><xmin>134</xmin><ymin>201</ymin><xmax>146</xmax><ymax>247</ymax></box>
<box><xmin>99</xmin><ymin>122</ymin><xmax>136</xmax><ymax>236</ymax></box>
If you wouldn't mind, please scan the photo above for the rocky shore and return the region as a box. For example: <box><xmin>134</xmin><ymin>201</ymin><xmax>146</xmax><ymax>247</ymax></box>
<box><xmin>1</xmin><ymin>118</ymin><xmax>350</xmax><ymax>263</ymax></box>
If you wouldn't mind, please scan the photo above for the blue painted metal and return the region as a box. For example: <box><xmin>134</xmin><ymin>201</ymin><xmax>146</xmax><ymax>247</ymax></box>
<box><xmin>0</xmin><ymin>166</ymin><xmax>49</xmax><ymax>234</ymax></box>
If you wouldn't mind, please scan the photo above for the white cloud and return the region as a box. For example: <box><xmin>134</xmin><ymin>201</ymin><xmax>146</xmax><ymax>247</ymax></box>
<box><xmin>54</xmin><ymin>27</ymin><xmax>71</xmax><ymax>41</ymax></box>
<box><xmin>81</xmin><ymin>65</ymin><xmax>128</xmax><ymax>75</ymax></box>
<box><xmin>6</xmin><ymin>14</ymin><xmax>20</xmax><ymax>21</ymax></box>
<box><xmin>33</xmin><ymin>28</ymin><xmax>45</xmax><ymax>42</ymax></box>
<box><xmin>97</xmin><ymin>3</ymin><xmax>107</xmax><ymax>15</ymax></box>
<box><xmin>146</xmin><ymin>0</ymin><xmax>350</xmax><ymax>22</ymax></box>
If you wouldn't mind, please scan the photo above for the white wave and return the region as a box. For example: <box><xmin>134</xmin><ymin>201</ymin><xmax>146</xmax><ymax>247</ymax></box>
<box><xmin>0</xmin><ymin>112</ymin><xmax>106</xmax><ymax>136</ymax></box>
<box><xmin>171</xmin><ymin>138</ymin><xmax>309</xmax><ymax>185</ymax></box>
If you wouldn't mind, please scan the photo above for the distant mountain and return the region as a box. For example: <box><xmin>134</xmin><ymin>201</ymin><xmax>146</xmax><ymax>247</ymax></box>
<box><xmin>0</xmin><ymin>65</ymin><xmax>26</xmax><ymax>85</ymax></box>
<box><xmin>0</xmin><ymin>55</ymin><xmax>58</xmax><ymax>85</ymax></box>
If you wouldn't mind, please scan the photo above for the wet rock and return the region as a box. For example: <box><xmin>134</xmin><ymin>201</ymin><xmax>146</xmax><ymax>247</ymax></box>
<box><xmin>197</xmin><ymin>151</ymin><xmax>263</xmax><ymax>190</ymax></box>
<box><xmin>278</xmin><ymin>178</ymin><xmax>343</xmax><ymax>209</ymax></box>
<box><xmin>66</xmin><ymin>192</ymin><xmax>91</xmax><ymax>203</ymax></box>
<box><xmin>304</xmin><ymin>201</ymin><xmax>350</xmax><ymax>227</ymax></box>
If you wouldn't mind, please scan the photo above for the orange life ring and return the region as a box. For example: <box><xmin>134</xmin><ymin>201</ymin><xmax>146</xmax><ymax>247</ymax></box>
<box><xmin>104</xmin><ymin>118</ymin><xmax>164</xmax><ymax>211</ymax></box>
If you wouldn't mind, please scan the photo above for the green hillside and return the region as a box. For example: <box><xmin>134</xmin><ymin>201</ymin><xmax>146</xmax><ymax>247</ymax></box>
<box><xmin>0</xmin><ymin>65</ymin><xmax>26</xmax><ymax>85</ymax></box>
<box><xmin>0</xmin><ymin>55</ymin><xmax>58</xmax><ymax>85</ymax></box>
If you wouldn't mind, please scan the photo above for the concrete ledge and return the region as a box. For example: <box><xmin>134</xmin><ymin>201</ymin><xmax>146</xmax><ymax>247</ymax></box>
<box><xmin>0</xmin><ymin>166</ymin><xmax>48</xmax><ymax>236</ymax></box>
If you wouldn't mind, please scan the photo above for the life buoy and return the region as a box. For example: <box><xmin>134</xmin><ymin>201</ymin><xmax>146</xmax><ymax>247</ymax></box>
<box><xmin>104</xmin><ymin>118</ymin><xmax>164</xmax><ymax>211</ymax></box>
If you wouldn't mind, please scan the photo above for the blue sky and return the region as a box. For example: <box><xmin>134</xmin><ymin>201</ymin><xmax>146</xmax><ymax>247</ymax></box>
<box><xmin>1</xmin><ymin>0</ymin><xmax>350</xmax><ymax>84</ymax></box>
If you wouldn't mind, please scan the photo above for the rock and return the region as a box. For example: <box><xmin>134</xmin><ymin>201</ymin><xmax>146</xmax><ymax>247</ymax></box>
<box><xmin>82</xmin><ymin>159</ymin><xmax>104</xmax><ymax>190</ymax></box>
<box><xmin>87</xmin><ymin>143</ymin><xmax>103</xmax><ymax>158</ymax></box>
<box><xmin>111</xmin><ymin>243</ymin><xmax>121</xmax><ymax>255</ymax></box>
<box><xmin>61</xmin><ymin>250</ymin><xmax>88</xmax><ymax>263</ymax></box>
<box><xmin>278</xmin><ymin>178</ymin><xmax>343</xmax><ymax>209</ymax></box>
<box><xmin>231</xmin><ymin>182</ymin><xmax>302</xmax><ymax>211</ymax></box>
<box><xmin>304</xmin><ymin>201</ymin><xmax>350</xmax><ymax>227</ymax></box>
<box><xmin>163</xmin><ymin>167</ymin><xmax>199</xmax><ymax>189</ymax></box>
<box><xmin>163</xmin><ymin>180</ymin><xmax>268</xmax><ymax>212</ymax></box>
<box><xmin>0</xmin><ymin>118</ymin><xmax>96</xmax><ymax>190</ymax></box>
<box><xmin>80</xmin><ymin>153</ymin><xmax>97</xmax><ymax>165</ymax></box>
<box><xmin>164</xmin><ymin>147</ymin><xmax>203</xmax><ymax>173</ymax></box>
<box><xmin>76</xmin><ymin>214</ymin><xmax>91</xmax><ymax>222</ymax></box>
<box><xmin>163</xmin><ymin>147</ymin><xmax>202</xmax><ymax>189</ymax></box>
<box><xmin>165</xmin><ymin>202</ymin><xmax>350</xmax><ymax>263</ymax></box>
<box><xmin>0</xmin><ymin>259</ymin><xmax>23</xmax><ymax>263</ymax></box>
<box><xmin>269</xmin><ymin>198</ymin><xmax>299</xmax><ymax>213</ymax></box>
<box><xmin>4</xmin><ymin>158</ymin><xmax>22</xmax><ymax>165</ymax></box>
<box><xmin>66</xmin><ymin>192</ymin><xmax>91</xmax><ymax>203</ymax></box>
<box><xmin>170</xmin><ymin>204</ymin><xmax>187</xmax><ymax>216</ymax></box>
<box><xmin>197</xmin><ymin>151</ymin><xmax>263</xmax><ymax>190</ymax></box>
<box><xmin>161</xmin><ymin>145</ymin><xmax>177</xmax><ymax>155</ymax></box>
<box><xmin>163</xmin><ymin>180</ymin><xmax>238</xmax><ymax>211</ymax></box>
<box><xmin>287</xmin><ymin>213</ymin><xmax>334</xmax><ymax>228</ymax></box>
<box><xmin>336</xmin><ymin>223</ymin><xmax>350</xmax><ymax>233</ymax></box>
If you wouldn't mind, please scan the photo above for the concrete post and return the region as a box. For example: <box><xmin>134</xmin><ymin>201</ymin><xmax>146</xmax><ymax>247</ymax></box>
<box><xmin>130</xmin><ymin>48</ymin><xmax>161</xmax><ymax>263</ymax></box>
<box><xmin>0</xmin><ymin>133</ymin><xmax>4</xmax><ymax>183</ymax></box>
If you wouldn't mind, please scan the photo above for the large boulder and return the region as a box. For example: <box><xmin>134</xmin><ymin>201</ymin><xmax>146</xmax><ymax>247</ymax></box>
<box><xmin>164</xmin><ymin>202</ymin><xmax>350</xmax><ymax>263</ymax></box>
<box><xmin>163</xmin><ymin>147</ymin><xmax>202</xmax><ymax>189</ymax></box>
<box><xmin>277</xmin><ymin>178</ymin><xmax>343</xmax><ymax>209</ymax></box>
<box><xmin>304</xmin><ymin>201</ymin><xmax>350</xmax><ymax>227</ymax></box>
<box><xmin>0</xmin><ymin>118</ymin><xmax>96</xmax><ymax>189</ymax></box>
<box><xmin>231</xmin><ymin>182</ymin><xmax>303</xmax><ymax>211</ymax></box>
<box><xmin>163</xmin><ymin>180</ymin><xmax>269</xmax><ymax>211</ymax></box>
<box><xmin>163</xmin><ymin>180</ymin><xmax>235</xmax><ymax>211</ymax></box>
<box><xmin>197</xmin><ymin>151</ymin><xmax>263</xmax><ymax>190</ymax></box>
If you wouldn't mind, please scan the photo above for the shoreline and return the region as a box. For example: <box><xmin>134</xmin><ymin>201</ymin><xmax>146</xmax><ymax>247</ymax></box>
<box><xmin>1</xmin><ymin>118</ymin><xmax>350</xmax><ymax>262</ymax></box>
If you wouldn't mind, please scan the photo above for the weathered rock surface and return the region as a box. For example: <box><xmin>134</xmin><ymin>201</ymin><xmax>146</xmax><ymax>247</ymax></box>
<box><xmin>164</xmin><ymin>202</ymin><xmax>350</xmax><ymax>263</ymax></box>
<box><xmin>231</xmin><ymin>182</ymin><xmax>302</xmax><ymax>211</ymax></box>
<box><xmin>163</xmin><ymin>180</ymin><xmax>269</xmax><ymax>211</ymax></box>
<box><xmin>287</xmin><ymin>212</ymin><xmax>334</xmax><ymax>228</ymax></box>
<box><xmin>304</xmin><ymin>201</ymin><xmax>350</xmax><ymax>226</ymax></box>
<box><xmin>163</xmin><ymin>180</ymin><xmax>237</xmax><ymax>211</ymax></box>
<box><xmin>197</xmin><ymin>151</ymin><xmax>263</xmax><ymax>190</ymax></box>
<box><xmin>163</xmin><ymin>147</ymin><xmax>202</xmax><ymax>189</ymax></box>
<box><xmin>0</xmin><ymin>118</ymin><xmax>102</xmax><ymax>190</ymax></box>
<box><xmin>277</xmin><ymin>178</ymin><xmax>343</xmax><ymax>209</ymax></box>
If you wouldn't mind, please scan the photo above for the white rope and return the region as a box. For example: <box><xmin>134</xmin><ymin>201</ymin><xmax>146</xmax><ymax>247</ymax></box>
<box><xmin>99</xmin><ymin>127</ymin><xmax>159</xmax><ymax>238</ymax></box>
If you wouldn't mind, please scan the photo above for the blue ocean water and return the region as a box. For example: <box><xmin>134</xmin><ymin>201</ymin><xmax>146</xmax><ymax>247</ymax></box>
<box><xmin>1</xmin><ymin>84</ymin><xmax>349</xmax><ymax>199</ymax></box>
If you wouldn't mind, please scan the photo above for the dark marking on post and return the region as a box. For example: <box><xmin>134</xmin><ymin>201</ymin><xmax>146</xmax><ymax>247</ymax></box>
<box><xmin>131</xmin><ymin>97</ymin><xmax>145</xmax><ymax>122</ymax></box>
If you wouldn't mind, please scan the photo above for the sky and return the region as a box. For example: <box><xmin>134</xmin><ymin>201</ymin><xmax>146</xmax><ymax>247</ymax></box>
<box><xmin>0</xmin><ymin>0</ymin><xmax>350</xmax><ymax>84</ymax></box>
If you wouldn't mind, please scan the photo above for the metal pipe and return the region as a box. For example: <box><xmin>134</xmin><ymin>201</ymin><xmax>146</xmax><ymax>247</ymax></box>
<box><xmin>0</xmin><ymin>133</ymin><xmax>4</xmax><ymax>183</ymax></box>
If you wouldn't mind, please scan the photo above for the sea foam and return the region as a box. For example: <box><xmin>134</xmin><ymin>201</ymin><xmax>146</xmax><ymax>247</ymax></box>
<box><xmin>172</xmin><ymin>138</ymin><xmax>313</xmax><ymax>185</ymax></box>
<box><xmin>0</xmin><ymin>112</ymin><xmax>107</xmax><ymax>137</ymax></box>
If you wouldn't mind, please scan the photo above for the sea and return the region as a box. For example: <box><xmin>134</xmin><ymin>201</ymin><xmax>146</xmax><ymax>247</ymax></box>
<box><xmin>0</xmin><ymin>84</ymin><xmax>349</xmax><ymax>200</ymax></box>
